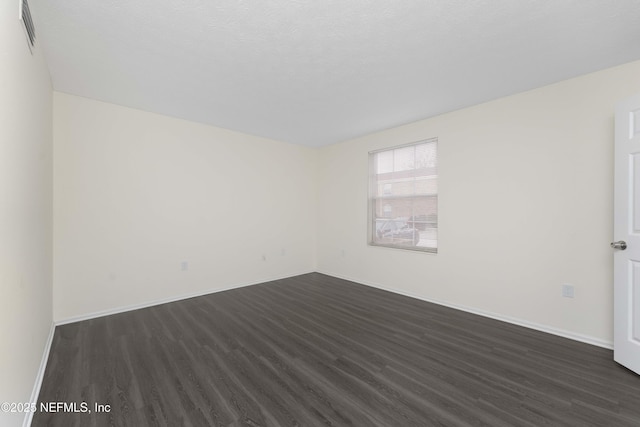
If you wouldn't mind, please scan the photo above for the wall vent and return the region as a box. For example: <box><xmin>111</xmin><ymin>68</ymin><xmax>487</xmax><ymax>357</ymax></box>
<box><xmin>19</xmin><ymin>0</ymin><xmax>36</xmax><ymax>53</ymax></box>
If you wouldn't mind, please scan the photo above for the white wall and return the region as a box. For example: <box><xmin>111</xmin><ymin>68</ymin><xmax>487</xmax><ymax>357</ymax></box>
<box><xmin>53</xmin><ymin>93</ymin><xmax>317</xmax><ymax>321</ymax></box>
<box><xmin>0</xmin><ymin>3</ymin><xmax>53</xmax><ymax>427</ymax></box>
<box><xmin>317</xmin><ymin>60</ymin><xmax>640</xmax><ymax>346</ymax></box>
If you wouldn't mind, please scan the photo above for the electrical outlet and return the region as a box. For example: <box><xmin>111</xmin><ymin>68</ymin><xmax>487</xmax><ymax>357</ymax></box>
<box><xmin>181</xmin><ymin>261</ymin><xmax>188</xmax><ymax>271</ymax></box>
<box><xmin>561</xmin><ymin>284</ymin><xmax>574</xmax><ymax>298</ymax></box>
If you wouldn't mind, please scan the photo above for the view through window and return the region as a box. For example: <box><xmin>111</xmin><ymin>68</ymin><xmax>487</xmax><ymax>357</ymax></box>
<box><xmin>369</xmin><ymin>139</ymin><xmax>438</xmax><ymax>252</ymax></box>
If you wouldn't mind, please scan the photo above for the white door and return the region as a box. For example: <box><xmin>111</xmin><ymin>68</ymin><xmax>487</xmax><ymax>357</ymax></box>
<box><xmin>613</xmin><ymin>93</ymin><xmax>640</xmax><ymax>375</ymax></box>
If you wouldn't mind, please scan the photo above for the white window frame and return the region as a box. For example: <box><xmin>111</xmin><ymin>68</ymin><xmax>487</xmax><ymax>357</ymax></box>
<box><xmin>368</xmin><ymin>138</ymin><xmax>438</xmax><ymax>253</ymax></box>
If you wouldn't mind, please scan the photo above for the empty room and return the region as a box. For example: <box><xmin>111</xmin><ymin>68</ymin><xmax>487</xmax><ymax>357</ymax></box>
<box><xmin>3</xmin><ymin>0</ymin><xmax>640</xmax><ymax>426</ymax></box>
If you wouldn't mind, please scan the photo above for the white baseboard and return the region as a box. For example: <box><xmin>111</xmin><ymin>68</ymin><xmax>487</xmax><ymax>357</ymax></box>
<box><xmin>318</xmin><ymin>270</ymin><xmax>613</xmax><ymax>350</ymax></box>
<box><xmin>23</xmin><ymin>322</ymin><xmax>56</xmax><ymax>427</ymax></box>
<box><xmin>55</xmin><ymin>270</ymin><xmax>315</xmax><ymax>326</ymax></box>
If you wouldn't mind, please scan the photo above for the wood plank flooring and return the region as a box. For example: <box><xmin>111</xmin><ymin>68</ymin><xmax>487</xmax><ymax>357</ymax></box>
<box><xmin>33</xmin><ymin>273</ymin><xmax>640</xmax><ymax>426</ymax></box>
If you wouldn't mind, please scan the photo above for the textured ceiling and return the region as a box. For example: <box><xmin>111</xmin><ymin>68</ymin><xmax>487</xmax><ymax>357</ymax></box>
<box><xmin>30</xmin><ymin>0</ymin><xmax>640</xmax><ymax>147</ymax></box>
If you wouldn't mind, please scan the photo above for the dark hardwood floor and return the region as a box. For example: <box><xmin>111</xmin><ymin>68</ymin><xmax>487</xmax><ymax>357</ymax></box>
<box><xmin>33</xmin><ymin>273</ymin><xmax>640</xmax><ymax>426</ymax></box>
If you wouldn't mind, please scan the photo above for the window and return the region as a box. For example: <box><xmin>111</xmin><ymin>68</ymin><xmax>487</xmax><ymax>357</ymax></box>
<box><xmin>368</xmin><ymin>139</ymin><xmax>438</xmax><ymax>252</ymax></box>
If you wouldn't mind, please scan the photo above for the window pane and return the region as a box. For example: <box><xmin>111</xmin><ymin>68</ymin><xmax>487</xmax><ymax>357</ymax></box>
<box><xmin>376</xmin><ymin>150</ymin><xmax>393</xmax><ymax>174</ymax></box>
<box><xmin>393</xmin><ymin>146</ymin><xmax>415</xmax><ymax>172</ymax></box>
<box><xmin>369</xmin><ymin>139</ymin><xmax>437</xmax><ymax>252</ymax></box>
